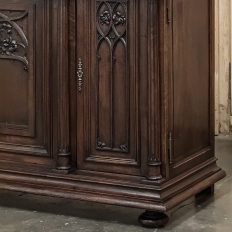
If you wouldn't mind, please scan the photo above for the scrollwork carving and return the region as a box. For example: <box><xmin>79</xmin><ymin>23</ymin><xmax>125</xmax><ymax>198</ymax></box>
<box><xmin>0</xmin><ymin>11</ymin><xmax>28</xmax><ymax>70</ymax></box>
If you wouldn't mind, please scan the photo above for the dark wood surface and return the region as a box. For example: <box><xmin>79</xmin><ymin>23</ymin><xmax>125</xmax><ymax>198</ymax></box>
<box><xmin>0</xmin><ymin>0</ymin><xmax>225</xmax><ymax>228</ymax></box>
<box><xmin>168</xmin><ymin>0</ymin><xmax>215</xmax><ymax>178</ymax></box>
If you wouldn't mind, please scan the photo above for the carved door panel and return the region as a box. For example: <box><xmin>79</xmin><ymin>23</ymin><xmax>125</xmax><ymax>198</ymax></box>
<box><xmin>168</xmin><ymin>0</ymin><xmax>214</xmax><ymax>177</ymax></box>
<box><xmin>0</xmin><ymin>1</ymin><xmax>51</xmax><ymax>158</ymax></box>
<box><xmin>75</xmin><ymin>0</ymin><xmax>151</xmax><ymax>175</ymax></box>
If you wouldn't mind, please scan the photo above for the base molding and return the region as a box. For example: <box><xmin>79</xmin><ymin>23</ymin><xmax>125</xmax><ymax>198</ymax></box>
<box><xmin>0</xmin><ymin>159</ymin><xmax>226</xmax><ymax>212</ymax></box>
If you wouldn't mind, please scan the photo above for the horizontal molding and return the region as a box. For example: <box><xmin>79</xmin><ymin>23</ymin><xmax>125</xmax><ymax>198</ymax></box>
<box><xmin>86</xmin><ymin>155</ymin><xmax>138</xmax><ymax>166</ymax></box>
<box><xmin>0</xmin><ymin>160</ymin><xmax>225</xmax><ymax>211</ymax></box>
<box><xmin>0</xmin><ymin>142</ymin><xmax>49</xmax><ymax>157</ymax></box>
<box><xmin>173</xmin><ymin>146</ymin><xmax>211</xmax><ymax>169</ymax></box>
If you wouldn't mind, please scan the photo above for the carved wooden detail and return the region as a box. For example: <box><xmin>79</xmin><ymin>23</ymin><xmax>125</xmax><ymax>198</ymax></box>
<box><xmin>0</xmin><ymin>2</ymin><xmax>51</xmax><ymax>157</ymax></box>
<box><xmin>56</xmin><ymin>0</ymin><xmax>72</xmax><ymax>170</ymax></box>
<box><xmin>99</xmin><ymin>10</ymin><xmax>111</xmax><ymax>25</ymax></box>
<box><xmin>96</xmin><ymin>1</ymin><xmax>129</xmax><ymax>153</ymax></box>
<box><xmin>97</xmin><ymin>138</ymin><xmax>106</xmax><ymax>148</ymax></box>
<box><xmin>112</xmin><ymin>11</ymin><xmax>126</xmax><ymax>25</ymax></box>
<box><xmin>98</xmin><ymin>9</ymin><xmax>126</xmax><ymax>26</ymax></box>
<box><xmin>146</xmin><ymin>0</ymin><xmax>162</xmax><ymax>180</ymax></box>
<box><xmin>0</xmin><ymin>5</ymin><xmax>35</xmax><ymax>137</ymax></box>
<box><xmin>119</xmin><ymin>142</ymin><xmax>127</xmax><ymax>151</ymax></box>
<box><xmin>0</xmin><ymin>11</ymin><xmax>28</xmax><ymax>70</ymax></box>
<box><xmin>75</xmin><ymin>0</ymin><xmax>140</xmax><ymax>174</ymax></box>
<box><xmin>0</xmin><ymin>0</ymin><xmax>225</xmax><ymax>228</ymax></box>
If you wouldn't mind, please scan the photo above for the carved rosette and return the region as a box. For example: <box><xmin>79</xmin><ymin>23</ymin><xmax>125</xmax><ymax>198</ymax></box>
<box><xmin>0</xmin><ymin>11</ymin><xmax>28</xmax><ymax>70</ymax></box>
<box><xmin>99</xmin><ymin>10</ymin><xmax>126</xmax><ymax>26</ymax></box>
<box><xmin>112</xmin><ymin>11</ymin><xmax>126</xmax><ymax>25</ymax></box>
<box><xmin>99</xmin><ymin>10</ymin><xmax>111</xmax><ymax>25</ymax></box>
<box><xmin>97</xmin><ymin>1</ymin><xmax>127</xmax><ymax>45</ymax></box>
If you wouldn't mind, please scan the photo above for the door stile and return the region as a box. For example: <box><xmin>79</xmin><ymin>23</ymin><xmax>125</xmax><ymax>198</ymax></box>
<box><xmin>69</xmin><ymin>0</ymin><xmax>77</xmax><ymax>167</ymax></box>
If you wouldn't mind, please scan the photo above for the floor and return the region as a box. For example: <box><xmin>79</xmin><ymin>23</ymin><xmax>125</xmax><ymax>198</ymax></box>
<box><xmin>0</xmin><ymin>136</ymin><xmax>231</xmax><ymax>232</ymax></box>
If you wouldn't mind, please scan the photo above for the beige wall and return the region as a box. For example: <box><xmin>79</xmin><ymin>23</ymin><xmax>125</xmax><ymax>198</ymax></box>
<box><xmin>215</xmin><ymin>0</ymin><xmax>232</xmax><ymax>135</ymax></box>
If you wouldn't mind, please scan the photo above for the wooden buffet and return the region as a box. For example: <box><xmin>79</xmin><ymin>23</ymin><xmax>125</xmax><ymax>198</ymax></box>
<box><xmin>0</xmin><ymin>0</ymin><xmax>226</xmax><ymax>227</ymax></box>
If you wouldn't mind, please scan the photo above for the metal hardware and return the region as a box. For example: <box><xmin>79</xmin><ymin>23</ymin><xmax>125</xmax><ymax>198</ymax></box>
<box><xmin>166</xmin><ymin>0</ymin><xmax>171</xmax><ymax>24</ymax></box>
<box><xmin>77</xmin><ymin>58</ymin><xmax>83</xmax><ymax>91</ymax></box>
<box><xmin>168</xmin><ymin>133</ymin><xmax>172</xmax><ymax>164</ymax></box>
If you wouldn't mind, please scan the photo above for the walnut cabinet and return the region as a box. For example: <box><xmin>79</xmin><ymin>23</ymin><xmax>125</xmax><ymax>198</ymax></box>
<box><xmin>0</xmin><ymin>0</ymin><xmax>226</xmax><ymax>227</ymax></box>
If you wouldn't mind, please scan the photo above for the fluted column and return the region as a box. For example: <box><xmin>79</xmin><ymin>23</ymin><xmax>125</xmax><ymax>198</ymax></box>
<box><xmin>56</xmin><ymin>0</ymin><xmax>72</xmax><ymax>171</ymax></box>
<box><xmin>147</xmin><ymin>0</ymin><xmax>162</xmax><ymax>181</ymax></box>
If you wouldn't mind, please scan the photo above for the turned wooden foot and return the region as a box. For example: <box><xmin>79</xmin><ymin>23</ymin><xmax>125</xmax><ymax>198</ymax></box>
<box><xmin>138</xmin><ymin>210</ymin><xmax>169</xmax><ymax>228</ymax></box>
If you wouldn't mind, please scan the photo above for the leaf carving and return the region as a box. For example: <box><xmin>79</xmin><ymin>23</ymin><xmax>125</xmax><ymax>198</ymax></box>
<box><xmin>0</xmin><ymin>11</ymin><xmax>28</xmax><ymax>70</ymax></box>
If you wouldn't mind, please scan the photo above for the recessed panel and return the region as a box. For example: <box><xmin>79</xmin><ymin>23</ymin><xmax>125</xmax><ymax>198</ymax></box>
<box><xmin>96</xmin><ymin>1</ymin><xmax>129</xmax><ymax>152</ymax></box>
<box><xmin>0</xmin><ymin>1</ymin><xmax>51</xmax><ymax>157</ymax></box>
<box><xmin>0</xmin><ymin>5</ymin><xmax>34</xmax><ymax>137</ymax></box>
<box><xmin>172</xmin><ymin>0</ymin><xmax>210</xmax><ymax>162</ymax></box>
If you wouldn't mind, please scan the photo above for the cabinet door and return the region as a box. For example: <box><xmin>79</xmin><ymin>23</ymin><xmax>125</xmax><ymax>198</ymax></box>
<box><xmin>168</xmin><ymin>0</ymin><xmax>214</xmax><ymax>176</ymax></box>
<box><xmin>74</xmin><ymin>0</ymin><xmax>150</xmax><ymax>176</ymax></box>
<box><xmin>0</xmin><ymin>1</ymin><xmax>51</xmax><ymax>160</ymax></box>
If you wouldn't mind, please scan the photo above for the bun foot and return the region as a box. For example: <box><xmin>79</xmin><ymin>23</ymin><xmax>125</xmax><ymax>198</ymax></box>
<box><xmin>138</xmin><ymin>210</ymin><xmax>169</xmax><ymax>228</ymax></box>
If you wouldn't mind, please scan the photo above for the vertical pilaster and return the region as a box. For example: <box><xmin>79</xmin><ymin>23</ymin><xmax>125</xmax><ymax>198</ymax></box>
<box><xmin>56</xmin><ymin>0</ymin><xmax>72</xmax><ymax>171</ymax></box>
<box><xmin>147</xmin><ymin>0</ymin><xmax>162</xmax><ymax>181</ymax></box>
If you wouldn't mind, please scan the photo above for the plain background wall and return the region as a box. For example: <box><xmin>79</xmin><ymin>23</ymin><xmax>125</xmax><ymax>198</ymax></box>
<box><xmin>215</xmin><ymin>0</ymin><xmax>232</xmax><ymax>136</ymax></box>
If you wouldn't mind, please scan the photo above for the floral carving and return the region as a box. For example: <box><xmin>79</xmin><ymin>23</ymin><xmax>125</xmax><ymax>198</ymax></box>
<box><xmin>99</xmin><ymin>10</ymin><xmax>111</xmax><ymax>25</ymax></box>
<box><xmin>0</xmin><ymin>23</ymin><xmax>18</xmax><ymax>55</ymax></box>
<box><xmin>113</xmin><ymin>11</ymin><xmax>126</xmax><ymax>25</ymax></box>
<box><xmin>96</xmin><ymin>2</ymin><xmax>128</xmax><ymax>153</ymax></box>
<box><xmin>98</xmin><ymin>10</ymin><xmax>126</xmax><ymax>26</ymax></box>
<box><xmin>0</xmin><ymin>11</ymin><xmax>28</xmax><ymax>70</ymax></box>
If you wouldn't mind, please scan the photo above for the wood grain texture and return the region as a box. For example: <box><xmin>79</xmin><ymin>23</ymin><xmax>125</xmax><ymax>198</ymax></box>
<box><xmin>0</xmin><ymin>0</ymin><xmax>52</xmax><ymax>158</ymax></box>
<box><xmin>0</xmin><ymin>4</ymin><xmax>35</xmax><ymax>137</ymax></box>
<box><xmin>0</xmin><ymin>0</ymin><xmax>226</xmax><ymax>227</ymax></box>
<box><xmin>55</xmin><ymin>0</ymin><xmax>72</xmax><ymax>170</ymax></box>
<box><xmin>76</xmin><ymin>0</ymin><xmax>142</xmax><ymax>175</ymax></box>
<box><xmin>167</xmin><ymin>0</ymin><xmax>216</xmax><ymax>178</ymax></box>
